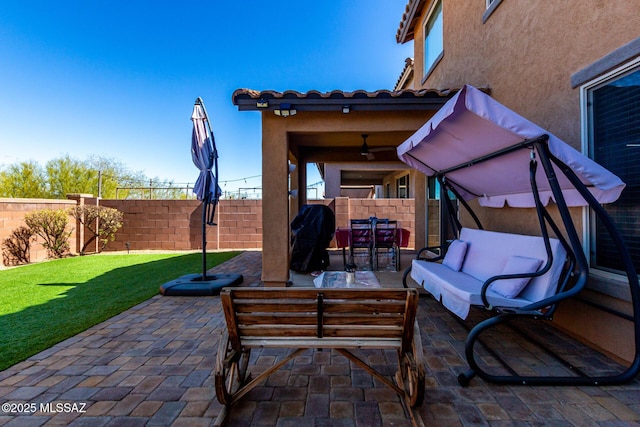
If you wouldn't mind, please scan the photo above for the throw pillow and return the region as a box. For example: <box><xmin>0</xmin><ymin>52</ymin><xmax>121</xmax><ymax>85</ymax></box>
<box><xmin>442</xmin><ymin>240</ymin><xmax>468</xmax><ymax>272</ymax></box>
<box><xmin>491</xmin><ymin>256</ymin><xmax>543</xmax><ymax>299</ymax></box>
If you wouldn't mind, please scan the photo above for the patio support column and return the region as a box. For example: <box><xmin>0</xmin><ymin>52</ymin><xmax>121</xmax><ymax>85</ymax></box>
<box><xmin>412</xmin><ymin>172</ymin><xmax>427</xmax><ymax>250</ymax></box>
<box><xmin>298</xmin><ymin>156</ymin><xmax>307</xmax><ymax>207</ymax></box>
<box><xmin>262</xmin><ymin>117</ymin><xmax>291</xmax><ymax>286</ymax></box>
<box><xmin>324</xmin><ymin>164</ymin><xmax>341</xmax><ymax>199</ymax></box>
<box><xmin>289</xmin><ymin>155</ymin><xmax>300</xmax><ymax>221</ymax></box>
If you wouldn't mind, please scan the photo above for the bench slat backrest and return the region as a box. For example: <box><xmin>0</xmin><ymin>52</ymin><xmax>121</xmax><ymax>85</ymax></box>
<box><xmin>220</xmin><ymin>288</ymin><xmax>419</xmax><ymax>352</ymax></box>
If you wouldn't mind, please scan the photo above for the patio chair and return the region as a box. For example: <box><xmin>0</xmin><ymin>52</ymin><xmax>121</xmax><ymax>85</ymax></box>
<box><xmin>349</xmin><ymin>218</ymin><xmax>374</xmax><ymax>270</ymax></box>
<box><xmin>373</xmin><ymin>218</ymin><xmax>399</xmax><ymax>271</ymax></box>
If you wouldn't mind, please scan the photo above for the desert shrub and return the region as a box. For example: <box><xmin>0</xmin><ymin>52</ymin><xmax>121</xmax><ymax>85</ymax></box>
<box><xmin>68</xmin><ymin>205</ymin><xmax>123</xmax><ymax>253</ymax></box>
<box><xmin>24</xmin><ymin>209</ymin><xmax>72</xmax><ymax>259</ymax></box>
<box><xmin>1</xmin><ymin>226</ymin><xmax>34</xmax><ymax>266</ymax></box>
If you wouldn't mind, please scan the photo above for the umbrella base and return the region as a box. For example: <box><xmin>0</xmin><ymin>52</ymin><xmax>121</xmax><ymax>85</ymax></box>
<box><xmin>160</xmin><ymin>273</ymin><xmax>243</xmax><ymax>296</ymax></box>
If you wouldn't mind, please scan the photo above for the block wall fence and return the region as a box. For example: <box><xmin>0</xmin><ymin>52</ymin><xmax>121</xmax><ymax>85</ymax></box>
<box><xmin>0</xmin><ymin>198</ymin><xmax>79</xmax><ymax>265</ymax></box>
<box><xmin>1</xmin><ymin>196</ymin><xmax>417</xmax><ymax>266</ymax></box>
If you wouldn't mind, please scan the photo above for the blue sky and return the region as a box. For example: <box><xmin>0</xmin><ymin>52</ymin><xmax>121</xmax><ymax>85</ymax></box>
<box><xmin>0</xmin><ymin>1</ymin><xmax>413</xmax><ymax>196</ymax></box>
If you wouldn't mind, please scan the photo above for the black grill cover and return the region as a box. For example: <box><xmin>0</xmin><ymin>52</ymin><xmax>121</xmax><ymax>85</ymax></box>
<box><xmin>290</xmin><ymin>204</ymin><xmax>335</xmax><ymax>273</ymax></box>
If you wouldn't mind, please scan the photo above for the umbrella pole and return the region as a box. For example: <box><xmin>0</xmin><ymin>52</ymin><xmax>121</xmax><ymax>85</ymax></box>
<box><xmin>202</xmin><ymin>198</ymin><xmax>208</xmax><ymax>281</ymax></box>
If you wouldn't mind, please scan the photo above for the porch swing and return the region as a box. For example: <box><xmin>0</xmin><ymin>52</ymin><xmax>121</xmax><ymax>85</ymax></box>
<box><xmin>398</xmin><ymin>84</ymin><xmax>640</xmax><ymax>386</ymax></box>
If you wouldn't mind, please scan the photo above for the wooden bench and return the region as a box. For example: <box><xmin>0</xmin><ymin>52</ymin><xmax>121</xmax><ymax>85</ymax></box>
<box><xmin>214</xmin><ymin>287</ymin><xmax>425</xmax><ymax>426</ymax></box>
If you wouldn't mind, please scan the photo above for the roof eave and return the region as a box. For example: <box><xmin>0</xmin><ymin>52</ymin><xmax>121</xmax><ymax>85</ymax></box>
<box><xmin>396</xmin><ymin>0</ymin><xmax>426</xmax><ymax>44</ymax></box>
<box><xmin>232</xmin><ymin>88</ymin><xmax>454</xmax><ymax>113</ymax></box>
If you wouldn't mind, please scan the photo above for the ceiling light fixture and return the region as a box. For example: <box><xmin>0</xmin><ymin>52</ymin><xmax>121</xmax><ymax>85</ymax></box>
<box><xmin>360</xmin><ymin>134</ymin><xmax>370</xmax><ymax>155</ymax></box>
<box><xmin>274</xmin><ymin>103</ymin><xmax>297</xmax><ymax>117</ymax></box>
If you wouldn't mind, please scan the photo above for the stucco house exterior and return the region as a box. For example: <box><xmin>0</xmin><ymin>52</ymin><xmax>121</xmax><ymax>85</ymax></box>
<box><xmin>395</xmin><ymin>0</ymin><xmax>639</xmax><ymax>362</ymax></box>
<box><xmin>233</xmin><ymin>1</ymin><xmax>639</xmax><ymax>362</ymax></box>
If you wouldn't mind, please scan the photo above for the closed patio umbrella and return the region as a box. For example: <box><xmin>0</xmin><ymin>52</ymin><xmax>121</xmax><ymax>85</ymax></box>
<box><xmin>191</xmin><ymin>97</ymin><xmax>219</xmax><ymax>280</ymax></box>
<box><xmin>191</xmin><ymin>97</ymin><xmax>219</xmax><ymax>226</ymax></box>
<box><xmin>159</xmin><ymin>98</ymin><xmax>242</xmax><ymax>295</ymax></box>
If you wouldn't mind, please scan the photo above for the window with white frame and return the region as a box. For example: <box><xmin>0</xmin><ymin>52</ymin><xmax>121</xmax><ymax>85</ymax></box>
<box><xmin>397</xmin><ymin>175</ymin><xmax>409</xmax><ymax>199</ymax></box>
<box><xmin>423</xmin><ymin>0</ymin><xmax>443</xmax><ymax>78</ymax></box>
<box><xmin>583</xmin><ymin>59</ymin><xmax>640</xmax><ymax>274</ymax></box>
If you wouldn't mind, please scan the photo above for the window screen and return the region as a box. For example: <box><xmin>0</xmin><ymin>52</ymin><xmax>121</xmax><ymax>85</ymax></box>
<box><xmin>589</xmin><ymin>68</ymin><xmax>640</xmax><ymax>273</ymax></box>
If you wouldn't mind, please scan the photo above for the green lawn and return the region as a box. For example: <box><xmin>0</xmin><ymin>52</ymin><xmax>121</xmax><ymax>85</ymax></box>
<box><xmin>0</xmin><ymin>251</ymin><xmax>240</xmax><ymax>371</ymax></box>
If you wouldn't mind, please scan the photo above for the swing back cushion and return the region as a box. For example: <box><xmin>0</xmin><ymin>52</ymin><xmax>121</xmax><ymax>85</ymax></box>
<box><xmin>411</xmin><ymin>227</ymin><xmax>566</xmax><ymax>319</ymax></box>
<box><xmin>460</xmin><ymin>228</ymin><xmax>565</xmax><ymax>302</ymax></box>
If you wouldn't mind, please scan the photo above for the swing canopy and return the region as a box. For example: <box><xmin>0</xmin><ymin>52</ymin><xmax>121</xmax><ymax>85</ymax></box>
<box><xmin>397</xmin><ymin>84</ymin><xmax>625</xmax><ymax>208</ymax></box>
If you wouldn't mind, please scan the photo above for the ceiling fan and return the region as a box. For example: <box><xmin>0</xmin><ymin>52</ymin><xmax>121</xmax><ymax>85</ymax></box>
<box><xmin>359</xmin><ymin>134</ymin><xmax>395</xmax><ymax>160</ymax></box>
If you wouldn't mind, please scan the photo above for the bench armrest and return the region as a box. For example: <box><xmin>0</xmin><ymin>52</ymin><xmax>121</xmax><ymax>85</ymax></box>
<box><xmin>480</xmin><ymin>256</ymin><xmax>554</xmax><ymax>309</ymax></box>
<box><xmin>416</xmin><ymin>245</ymin><xmax>446</xmax><ymax>262</ymax></box>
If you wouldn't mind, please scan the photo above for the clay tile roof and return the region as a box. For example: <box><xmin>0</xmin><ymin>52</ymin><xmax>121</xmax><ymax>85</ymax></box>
<box><xmin>394</xmin><ymin>58</ymin><xmax>415</xmax><ymax>91</ymax></box>
<box><xmin>232</xmin><ymin>87</ymin><xmax>455</xmax><ymax>112</ymax></box>
<box><xmin>396</xmin><ymin>0</ymin><xmax>427</xmax><ymax>44</ymax></box>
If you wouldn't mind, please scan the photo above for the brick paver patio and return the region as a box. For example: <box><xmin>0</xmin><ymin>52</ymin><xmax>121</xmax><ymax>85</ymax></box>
<box><xmin>1</xmin><ymin>251</ymin><xmax>639</xmax><ymax>426</ymax></box>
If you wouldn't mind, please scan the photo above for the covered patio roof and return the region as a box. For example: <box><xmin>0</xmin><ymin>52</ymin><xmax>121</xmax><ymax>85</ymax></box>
<box><xmin>232</xmin><ymin>88</ymin><xmax>455</xmax><ymax>112</ymax></box>
<box><xmin>232</xmin><ymin>88</ymin><xmax>456</xmax><ymax>191</ymax></box>
<box><xmin>232</xmin><ymin>87</ymin><xmax>456</xmax><ymax>286</ymax></box>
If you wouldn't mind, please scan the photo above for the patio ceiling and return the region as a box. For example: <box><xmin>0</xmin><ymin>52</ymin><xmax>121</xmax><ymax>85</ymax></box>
<box><xmin>289</xmin><ymin>131</ymin><xmax>411</xmax><ymax>183</ymax></box>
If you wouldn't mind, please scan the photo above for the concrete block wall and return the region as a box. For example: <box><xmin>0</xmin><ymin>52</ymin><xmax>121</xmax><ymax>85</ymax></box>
<box><xmin>100</xmin><ymin>199</ymin><xmax>263</xmax><ymax>252</ymax></box>
<box><xmin>216</xmin><ymin>200</ymin><xmax>262</xmax><ymax>250</ymax></box>
<box><xmin>1</xmin><ymin>197</ymin><xmax>417</xmax><ymax>266</ymax></box>
<box><xmin>0</xmin><ymin>198</ymin><xmax>78</xmax><ymax>265</ymax></box>
<box><xmin>100</xmin><ymin>199</ymin><xmax>204</xmax><ymax>251</ymax></box>
<box><xmin>332</xmin><ymin>197</ymin><xmax>415</xmax><ymax>249</ymax></box>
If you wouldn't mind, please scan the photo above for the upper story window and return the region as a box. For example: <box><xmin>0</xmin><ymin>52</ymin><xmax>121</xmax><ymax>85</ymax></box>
<box><xmin>397</xmin><ymin>175</ymin><xmax>410</xmax><ymax>199</ymax></box>
<box><xmin>582</xmin><ymin>58</ymin><xmax>640</xmax><ymax>275</ymax></box>
<box><xmin>423</xmin><ymin>0</ymin><xmax>443</xmax><ymax>79</ymax></box>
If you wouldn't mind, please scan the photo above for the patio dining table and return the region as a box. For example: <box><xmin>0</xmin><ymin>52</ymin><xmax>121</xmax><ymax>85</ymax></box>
<box><xmin>312</xmin><ymin>270</ymin><xmax>381</xmax><ymax>288</ymax></box>
<box><xmin>334</xmin><ymin>224</ymin><xmax>410</xmax><ymax>270</ymax></box>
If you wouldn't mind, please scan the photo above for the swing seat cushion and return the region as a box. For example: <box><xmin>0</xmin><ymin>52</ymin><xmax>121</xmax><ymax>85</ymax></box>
<box><xmin>411</xmin><ymin>227</ymin><xmax>566</xmax><ymax>319</ymax></box>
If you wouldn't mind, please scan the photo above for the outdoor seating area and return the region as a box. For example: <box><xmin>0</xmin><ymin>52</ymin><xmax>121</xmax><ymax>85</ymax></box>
<box><xmin>395</xmin><ymin>84</ymin><xmax>640</xmax><ymax>390</ymax></box>
<box><xmin>1</xmin><ymin>251</ymin><xmax>639</xmax><ymax>427</ymax></box>
<box><xmin>335</xmin><ymin>217</ymin><xmax>411</xmax><ymax>272</ymax></box>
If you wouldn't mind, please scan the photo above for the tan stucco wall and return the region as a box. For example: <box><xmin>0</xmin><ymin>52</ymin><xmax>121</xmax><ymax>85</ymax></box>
<box><xmin>410</xmin><ymin>0</ymin><xmax>640</xmax><ymax>362</ymax></box>
<box><xmin>415</xmin><ymin>0</ymin><xmax>640</xmax><ymax>148</ymax></box>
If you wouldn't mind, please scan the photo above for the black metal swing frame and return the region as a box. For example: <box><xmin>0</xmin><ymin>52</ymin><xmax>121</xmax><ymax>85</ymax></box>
<box><xmin>413</xmin><ymin>134</ymin><xmax>640</xmax><ymax>386</ymax></box>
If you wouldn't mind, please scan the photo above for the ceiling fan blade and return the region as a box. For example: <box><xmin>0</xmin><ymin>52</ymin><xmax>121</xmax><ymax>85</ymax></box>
<box><xmin>369</xmin><ymin>146</ymin><xmax>396</xmax><ymax>153</ymax></box>
<box><xmin>366</xmin><ymin>152</ymin><xmax>375</xmax><ymax>160</ymax></box>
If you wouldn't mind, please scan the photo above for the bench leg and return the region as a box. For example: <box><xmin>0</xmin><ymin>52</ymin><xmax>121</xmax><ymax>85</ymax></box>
<box><xmin>214</xmin><ymin>331</ymin><xmax>251</xmax><ymax>406</ymax></box>
<box><xmin>215</xmin><ymin>344</ymin><xmax>308</xmax><ymax>425</ymax></box>
<box><xmin>335</xmin><ymin>348</ymin><xmax>404</xmax><ymax>395</ymax></box>
<box><xmin>396</xmin><ymin>322</ymin><xmax>425</xmax><ymax>407</ymax></box>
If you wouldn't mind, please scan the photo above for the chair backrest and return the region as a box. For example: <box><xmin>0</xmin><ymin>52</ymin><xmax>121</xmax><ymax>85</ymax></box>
<box><xmin>351</xmin><ymin>219</ymin><xmax>373</xmax><ymax>248</ymax></box>
<box><xmin>220</xmin><ymin>287</ymin><xmax>419</xmax><ymax>352</ymax></box>
<box><xmin>374</xmin><ymin>219</ymin><xmax>398</xmax><ymax>248</ymax></box>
